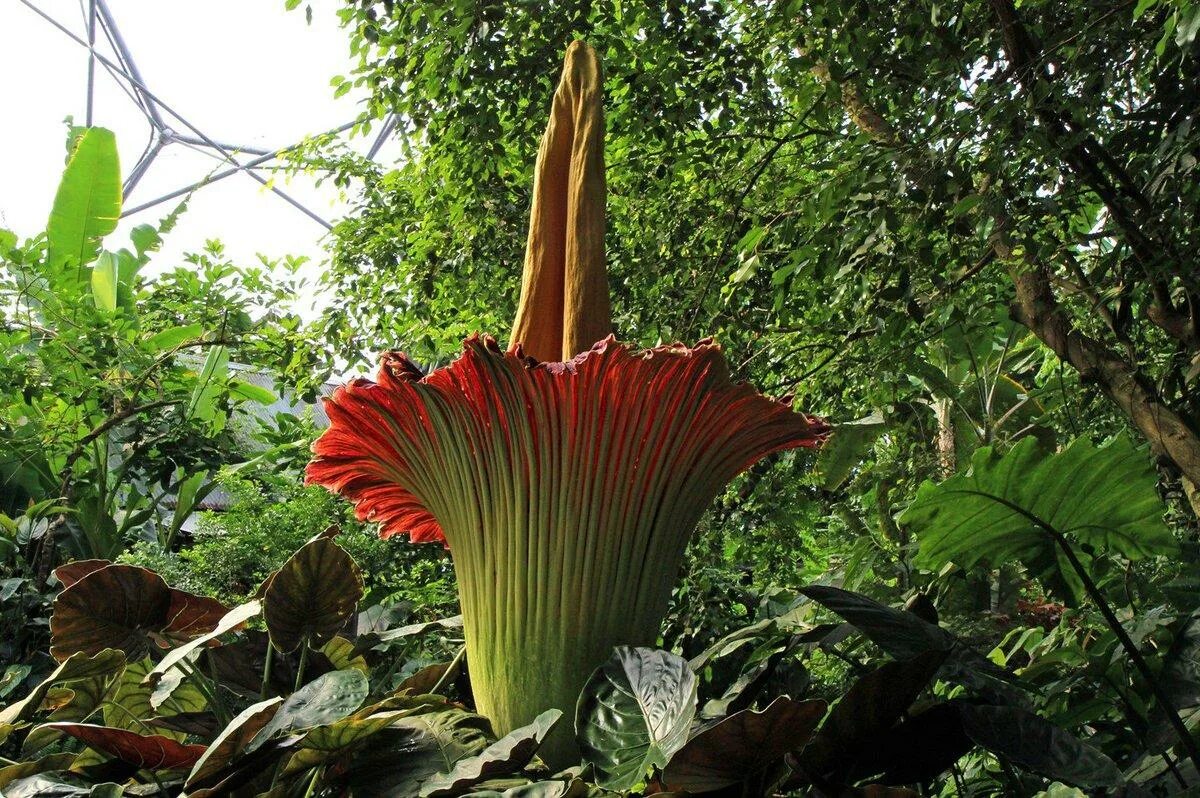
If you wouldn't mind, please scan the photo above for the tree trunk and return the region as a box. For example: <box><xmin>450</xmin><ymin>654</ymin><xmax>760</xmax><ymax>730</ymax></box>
<box><xmin>807</xmin><ymin>62</ymin><xmax>1200</xmax><ymax>489</ymax></box>
<box><xmin>934</xmin><ymin>397</ymin><xmax>957</xmax><ymax>478</ymax></box>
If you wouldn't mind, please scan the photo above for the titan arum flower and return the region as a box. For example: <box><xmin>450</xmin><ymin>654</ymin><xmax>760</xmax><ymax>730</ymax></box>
<box><xmin>307</xmin><ymin>41</ymin><xmax>828</xmax><ymax>766</ymax></box>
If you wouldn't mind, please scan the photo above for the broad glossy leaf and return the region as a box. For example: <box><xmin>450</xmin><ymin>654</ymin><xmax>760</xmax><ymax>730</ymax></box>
<box><xmin>50</xmin><ymin>565</ymin><xmax>170</xmax><ymax>661</ymax></box>
<box><xmin>421</xmin><ymin>709</ymin><xmax>562</xmax><ymax>797</ymax></box>
<box><xmin>53</xmin><ymin>560</ymin><xmax>110</xmax><ymax>588</ymax></box>
<box><xmin>0</xmin><ymin>649</ymin><xmax>125</xmax><ymax>724</ymax></box>
<box><xmin>165</xmin><ymin>589</ymin><xmax>229</xmax><ymax>642</ymax></box>
<box><xmin>354</xmin><ymin>614</ymin><xmax>465</xmax><ymax>656</ymax></box>
<box><xmin>247</xmin><ymin>669</ymin><xmax>369</xmax><ymax>752</ymax></box>
<box><xmin>0</xmin><ymin>665</ymin><xmax>31</xmax><ymax>701</ymax></box>
<box><xmin>228</xmin><ymin>379</ymin><xmax>277</xmax><ymax>404</ymax></box>
<box><xmin>262</xmin><ymin>537</ymin><xmax>363</xmax><ymax>653</ymax></box>
<box><xmin>576</xmin><ymin>647</ymin><xmax>697</xmax><ymax>791</ymax></box>
<box><xmin>50</xmin><ymin>564</ymin><xmax>229</xmax><ymax>663</ymax></box>
<box><xmin>280</xmin><ymin>710</ymin><xmax>405</xmax><ymax>776</ymax></box>
<box><xmin>103</xmin><ymin>659</ymin><xmax>156</xmax><ymax>733</ymax></box>
<box><xmin>348</xmin><ymin>708</ymin><xmax>493</xmax><ymax>798</ymax></box>
<box><xmin>186</xmin><ymin>698</ymin><xmax>282</xmax><ymax>790</ymax></box>
<box><xmin>664</xmin><ymin>697</ymin><xmax>826</xmax><ymax>793</ymax></box>
<box><xmin>321</xmin><ymin>636</ymin><xmax>369</xmax><ymax>674</ymax></box>
<box><xmin>1</xmin><ymin>775</ymin><xmax>124</xmax><ymax>797</ymax></box>
<box><xmin>46</xmin><ymin>127</ymin><xmax>121</xmax><ymax>274</ymax></box>
<box><xmin>958</xmin><ymin>704</ymin><xmax>1123</xmax><ymax>788</ymax></box>
<box><xmin>144</xmin><ymin>324</ymin><xmax>203</xmax><ymax>352</ymax></box>
<box><xmin>22</xmin><ymin>675</ymin><xmax>113</xmax><ymax>755</ymax></box>
<box><xmin>90</xmin><ymin>251</ymin><xmax>119</xmax><ymax>312</ymax></box>
<box><xmin>186</xmin><ymin>345</ymin><xmax>229</xmax><ymax>428</ymax></box>
<box><xmin>800</xmin><ymin>652</ymin><xmax>946</xmax><ymax>781</ymax></box>
<box><xmin>799</xmin><ymin>586</ymin><xmax>954</xmax><ymax>659</ymax></box>
<box><xmin>467</xmin><ymin>779</ymin><xmax>588</xmax><ymax>798</ymax></box>
<box><xmin>148</xmin><ymin>712</ymin><xmax>219</xmax><ymax>738</ymax></box>
<box><xmin>38</xmin><ymin>723</ymin><xmax>205</xmax><ymax>770</ymax></box>
<box><xmin>903</xmin><ymin>436</ymin><xmax>1177</xmax><ymax>574</ymax></box>
<box><xmin>398</xmin><ymin>660</ymin><xmax>461</xmax><ymax>695</ymax></box>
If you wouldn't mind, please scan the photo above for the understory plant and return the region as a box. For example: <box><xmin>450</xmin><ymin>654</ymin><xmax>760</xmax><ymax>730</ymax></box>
<box><xmin>0</xmin><ymin>532</ymin><xmax>1151</xmax><ymax>796</ymax></box>
<box><xmin>305</xmin><ymin>41</ymin><xmax>828</xmax><ymax>765</ymax></box>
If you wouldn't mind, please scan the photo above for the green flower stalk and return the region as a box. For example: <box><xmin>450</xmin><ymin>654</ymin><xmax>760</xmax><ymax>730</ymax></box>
<box><xmin>307</xmin><ymin>42</ymin><xmax>828</xmax><ymax>767</ymax></box>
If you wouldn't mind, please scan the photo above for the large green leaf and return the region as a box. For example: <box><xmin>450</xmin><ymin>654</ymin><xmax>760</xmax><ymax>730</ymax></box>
<box><xmin>151</xmin><ymin>600</ymin><xmax>260</xmax><ymax>683</ymax></box>
<box><xmin>348</xmin><ymin>707</ymin><xmax>494</xmax><ymax>797</ymax></box>
<box><xmin>0</xmin><ymin>754</ymin><xmax>78</xmax><ymax>791</ymax></box>
<box><xmin>0</xmin><ymin>650</ymin><xmax>126</xmax><ymax>725</ymax></box>
<box><xmin>664</xmin><ymin>697</ymin><xmax>826</xmax><ymax>793</ymax></box>
<box><xmin>262</xmin><ymin>537</ymin><xmax>364</xmax><ymax>653</ymax></box>
<box><xmin>89</xmin><ymin>250</ymin><xmax>140</xmax><ymax>314</ymax></box>
<box><xmin>799</xmin><ymin>586</ymin><xmax>1028</xmax><ymax>709</ymax></box>
<box><xmin>575</xmin><ymin>647</ymin><xmax>697</xmax><ymax>791</ymax></box>
<box><xmin>247</xmin><ymin>669</ymin><xmax>369</xmax><ymax>752</ymax></box>
<box><xmin>421</xmin><ymin>709</ymin><xmax>562</xmax><ymax>797</ymax></box>
<box><xmin>185</xmin><ymin>698</ymin><xmax>282</xmax><ymax>793</ymax></box>
<box><xmin>816</xmin><ymin>412</ymin><xmax>886</xmax><ymax>490</ymax></box>
<box><xmin>280</xmin><ymin>711</ymin><xmax>406</xmax><ymax>776</ymax></box>
<box><xmin>45</xmin><ymin>128</ymin><xmax>121</xmax><ymax>276</ymax></box>
<box><xmin>903</xmin><ymin>436</ymin><xmax>1177</xmax><ymax>575</ymax></box>
<box><xmin>1</xmin><ymin>774</ymin><xmax>124</xmax><ymax>797</ymax></box>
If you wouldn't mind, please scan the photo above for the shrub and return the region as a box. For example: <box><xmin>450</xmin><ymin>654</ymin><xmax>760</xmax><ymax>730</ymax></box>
<box><xmin>121</xmin><ymin>476</ymin><xmax>456</xmax><ymax>615</ymax></box>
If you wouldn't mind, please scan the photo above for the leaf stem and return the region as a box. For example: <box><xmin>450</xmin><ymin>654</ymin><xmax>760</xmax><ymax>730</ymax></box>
<box><xmin>261</xmin><ymin>640</ymin><xmax>274</xmax><ymax>700</ymax></box>
<box><xmin>294</xmin><ymin>639</ymin><xmax>310</xmax><ymax>692</ymax></box>
<box><xmin>430</xmin><ymin>646</ymin><xmax>466</xmax><ymax>696</ymax></box>
<box><xmin>1052</xmin><ymin>534</ymin><xmax>1200</xmax><ymax>770</ymax></box>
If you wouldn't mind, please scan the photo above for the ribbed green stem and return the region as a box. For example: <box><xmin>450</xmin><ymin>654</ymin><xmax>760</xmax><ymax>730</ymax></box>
<box><xmin>454</xmin><ymin>517</ymin><xmax>680</xmax><ymax>767</ymax></box>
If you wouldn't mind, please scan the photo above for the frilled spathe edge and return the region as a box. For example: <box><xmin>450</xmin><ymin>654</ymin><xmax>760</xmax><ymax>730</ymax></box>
<box><xmin>305</xmin><ymin>334</ymin><xmax>829</xmax><ymax>546</ymax></box>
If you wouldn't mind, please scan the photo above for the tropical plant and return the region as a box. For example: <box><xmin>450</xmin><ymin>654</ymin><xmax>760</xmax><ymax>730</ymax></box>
<box><xmin>306</xmin><ymin>41</ymin><xmax>829</xmax><ymax>767</ymax></box>
<box><xmin>0</xmin><ymin>532</ymin><xmax>1144</xmax><ymax>797</ymax></box>
<box><xmin>0</xmin><ymin>125</ymin><xmax>332</xmax><ymax>578</ymax></box>
<box><xmin>121</xmin><ymin>477</ymin><xmax>456</xmax><ymax>612</ymax></box>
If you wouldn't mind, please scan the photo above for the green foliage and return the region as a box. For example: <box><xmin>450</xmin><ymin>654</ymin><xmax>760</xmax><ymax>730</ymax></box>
<box><xmin>904</xmin><ymin>435</ymin><xmax>1179</xmax><ymax>601</ymax></box>
<box><xmin>575</xmin><ymin>647</ymin><xmax>697</xmax><ymax>791</ymax></box>
<box><xmin>1</xmin><ymin>0</ymin><xmax>1198</xmax><ymax>792</ymax></box>
<box><xmin>121</xmin><ymin>477</ymin><xmax>455</xmax><ymax>613</ymax></box>
<box><xmin>45</xmin><ymin>128</ymin><xmax>121</xmax><ymax>278</ymax></box>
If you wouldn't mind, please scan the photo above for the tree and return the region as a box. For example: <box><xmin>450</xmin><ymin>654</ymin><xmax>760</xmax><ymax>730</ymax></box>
<box><xmin>320</xmin><ymin>0</ymin><xmax>1199</xmax><ymax>513</ymax></box>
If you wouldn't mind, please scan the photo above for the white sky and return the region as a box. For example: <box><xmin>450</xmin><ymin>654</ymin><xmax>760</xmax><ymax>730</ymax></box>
<box><xmin>0</xmin><ymin>0</ymin><xmax>392</xmax><ymax>315</ymax></box>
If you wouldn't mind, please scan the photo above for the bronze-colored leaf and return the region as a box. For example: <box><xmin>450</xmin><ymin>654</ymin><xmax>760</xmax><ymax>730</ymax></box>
<box><xmin>52</xmin><ymin>559</ymin><xmax>111</xmax><ymax>588</ymax></box>
<box><xmin>398</xmin><ymin>660</ymin><xmax>460</xmax><ymax>695</ymax></box>
<box><xmin>664</xmin><ymin>697</ymin><xmax>827</xmax><ymax>794</ymax></box>
<box><xmin>186</xmin><ymin>697</ymin><xmax>283</xmax><ymax>791</ymax></box>
<box><xmin>262</xmin><ymin>537</ymin><xmax>363</xmax><ymax>653</ymax></box>
<box><xmin>163</xmin><ymin>589</ymin><xmax>231</xmax><ymax>641</ymax></box>
<box><xmin>149</xmin><ymin>711</ymin><xmax>219</xmax><ymax>738</ymax></box>
<box><xmin>39</xmin><ymin>722</ymin><xmax>206</xmax><ymax>770</ymax></box>
<box><xmin>50</xmin><ymin>565</ymin><xmax>171</xmax><ymax>661</ymax></box>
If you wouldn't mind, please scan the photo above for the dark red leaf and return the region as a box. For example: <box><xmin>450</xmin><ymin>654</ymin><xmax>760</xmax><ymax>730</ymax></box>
<box><xmin>53</xmin><ymin>559</ymin><xmax>113</xmax><ymax>588</ymax></box>
<box><xmin>40</xmin><ymin>723</ymin><xmax>206</xmax><ymax>770</ymax></box>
